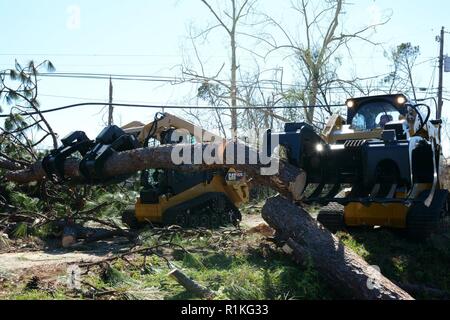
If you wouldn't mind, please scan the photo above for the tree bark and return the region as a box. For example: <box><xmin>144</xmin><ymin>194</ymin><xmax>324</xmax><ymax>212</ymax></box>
<box><xmin>168</xmin><ymin>268</ymin><xmax>215</xmax><ymax>299</ymax></box>
<box><xmin>0</xmin><ymin>157</ymin><xmax>24</xmax><ymax>171</ymax></box>
<box><xmin>261</xmin><ymin>196</ymin><xmax>414</xmax><ymax>300</ymax></box>
<box><xmin>61</xmin><ymin>223</ymin><xmax>130</xmax><ymax>247</ymax></box>
<box><xmin>3</xmin><ymin>142</ymin><xmax>307</xmax><ymax>200</ymax></box>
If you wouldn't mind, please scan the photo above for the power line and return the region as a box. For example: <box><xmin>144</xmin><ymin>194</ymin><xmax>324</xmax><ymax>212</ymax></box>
<box><xmin>35</xmin><ymin>73</ymin><xmax>306</xmax><ymax>91</ymax></box>
<box><xmin>0</xmin><ymin>68</ymin><xmax>414</xmax><ymax>91</ymax></box>
<box><xmin>38</xmin><ymin>93</ymin><xmax>185</xmax><ymax>106</ymax></box>
<box><xmin>0</xmin><ymin>53</ymin><xmax>439</xmax><ymax>60</ymax></box>
<box><xmin>425</xmin><ymin>58</ymin><xmax>438</xmax><ymax>98</ymax></box>
<box><xmin>415</xmin><ymin>57</ymin><xmax>438</xmax><ymax>66</ymax></box>
<box><xmin>35</xmin><ymin>72</ymin><xmax>180</xmax><ymax>83</ymax></box>
<box><xmin>0</xmin><ymin>102</ymin><xmax>346</xmax><ymax>118</ymax></box>
<box><xmin>40</xmin><ymin>93</ymin><xmax>108</xmax><ymax>102</ymax></box>
<box><xmin>0</xmin><ymin>53</ymin><xmax>187</xmax><ymax>58</ymax></box>
<box><xmin>34</xmin><ymin>71</ymin><xmax>409</xmax><ymax>91</ymax></box>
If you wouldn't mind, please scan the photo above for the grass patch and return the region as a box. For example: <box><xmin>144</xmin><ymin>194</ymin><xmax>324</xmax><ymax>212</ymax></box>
<box><xmin>78</xmin><ymin>230</ymin><xmax>333</xmax><ymax>300</ymax></box>
<box><xmin>336</xmin><ymin>228</ymin><xmax>450</xmax><ymax>299</ymax></box>
<box><xmin>6</xmin><ymin>289</ymin><xmax>71</xmax><ymax>300</ymax></box>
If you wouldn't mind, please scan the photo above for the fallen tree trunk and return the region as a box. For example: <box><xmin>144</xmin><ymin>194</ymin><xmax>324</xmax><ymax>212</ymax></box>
<box><xmin>262</xmin><ymin>196</ymin><xmax>414</xmax><ymax>300</ymax></box>
<box><xmin>61</xmin><ymin>224</ymin><xmax>132</xmax><ymax>248</ymax></box>
<box><xmin>0</xmin><ymin>158</ymin><xmax>22</xmax><ymax>171</ymax></box>
<box><xmin>3</xmin><ymin>142</ymin><xmax>306</xmax><ymax>200</ymax></box>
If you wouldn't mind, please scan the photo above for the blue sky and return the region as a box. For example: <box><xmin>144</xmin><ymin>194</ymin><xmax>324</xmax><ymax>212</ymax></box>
<box><xmin>1</xmin><ymin>0</ymin><xmax>450</xmax><ymax>151</ymax></box>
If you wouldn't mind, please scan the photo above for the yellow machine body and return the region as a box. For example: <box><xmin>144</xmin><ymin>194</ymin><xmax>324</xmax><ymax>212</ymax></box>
<box><xmin>343</xmin><ymin>184</ymin><xmax>433</xmax><ymax>228</ymax></box>
<box><xmin>344</xmin><ymin>202</ymin><xmax>409</xmax><ymax>228</ymax></box>
<box><xmin>134</xmin><ymin>171</ymin><xmax>249</xmax><ymax>223</ymax></box>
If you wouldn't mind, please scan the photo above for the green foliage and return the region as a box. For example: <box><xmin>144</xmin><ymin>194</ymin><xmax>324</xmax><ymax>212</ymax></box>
<box><xmin>9</xmin><ymin>69</ymin><xmax>18</xmax><ymax>81</ymax></box>
<box><xmin>66</xmin><ymin>230</ymin><xmax>332</xmax><ymax>301</ymax></box>
<box><xmin>102</xmin><ymin>266</ymin><xmax>131</xmax><ymax>286</ymax></box>
<box><xmin>0</xmin><ymin>58</ymin><xmax>59</xmax><ymax>189</ymax></box>
<box><xmin>10</xmin><ymin>192</ymin><xmax>41</xmax><ymax>212</ymax></box>
<box><xmin>383</xmin><ymin>42</ymin><xmax>420</xmax><ymax>96</ymax></box>
<box><xmin>337</xmin><ymin>231</ymin><xmax>370</xmax><ymax>258</ymax></box>
<box><xmin>7</xmin><ymin>290</ymin><xmax>70</xmax><ymax>300</ymax></box>
<box><xmin>12</xmin><ymin>223</ymin><xmax>28</xmax><ymax>238</ymax></box>
<box><xmin>150</xmin><ymin>233</ymin><xmax>330</xmax><ymax>300</ymax></box>
<box><xmin>197</xmin><ymin>81</ymin><xmax>228</xmax><ymax>106</ymax></box>
<box><xmin>223</xmin><ymin>282</ymin><xmax>266</xmax><ymax>300</ymax></box>
<box><xmin>0</xmin><ymin>136</ymin><xmax>31</xmax><ymax>164</ymax></box>
<box><xmin>4</xmin><ymin>114</ymin><xmax>27</xmax><ymax>131</ymax></box>
<box><xmin>215</xmin><ymin>256</ymin><xmax>325</xmax><ymax>300</ymax></box>
<box><xmin>393</xmin><ymin>43</ymin><xmax>420</xmax><ymax>62</ymax></box>
<box><xmin>182</xmin><ymin>252</ymin><xmax>206</xmax><ymax>270</ymax></box>
<box><xmin>46</xmin><ymin>61</ymin><xmax>56</xmax><ymax>73</ymax></box>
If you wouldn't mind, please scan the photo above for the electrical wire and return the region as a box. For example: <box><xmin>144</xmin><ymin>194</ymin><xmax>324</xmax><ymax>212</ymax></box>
<box><xmin>1</xmin><ymin>69</ymin><xmax>433</xmax><ymax>93</ymax></box>
<box><xmin>0</xmin><ymin>101</ymin><xmax>346</xmax><ymax>118</ymax></box>
<box><xmin>31</xmin><ymin>72</ymin><xmax>400</xmax><ymax>91</ymax></box>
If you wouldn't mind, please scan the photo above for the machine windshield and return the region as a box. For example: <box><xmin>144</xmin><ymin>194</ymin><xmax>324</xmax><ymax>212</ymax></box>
<box><xmin>351</xmin><ymin>101</ymin><xmax>401</xmax><ymax>131</ymax></box>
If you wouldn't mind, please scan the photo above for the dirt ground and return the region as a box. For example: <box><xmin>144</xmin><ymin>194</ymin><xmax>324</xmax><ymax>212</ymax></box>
<box><xmin>0</xmin><ymin>214</ymin><xmax>266</xmax><ymax>280</ymax></box>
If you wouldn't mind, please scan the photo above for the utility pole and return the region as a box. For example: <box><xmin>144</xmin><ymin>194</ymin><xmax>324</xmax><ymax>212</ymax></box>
<box><xmin>437</xmin><ymin>26</ymin><xmax>445</xmax><ymax>120</ymax></box>
<box><xmin>108</xmin><ymin>76</ymin><xmax>114</xmax><ymax>125</ymax></box>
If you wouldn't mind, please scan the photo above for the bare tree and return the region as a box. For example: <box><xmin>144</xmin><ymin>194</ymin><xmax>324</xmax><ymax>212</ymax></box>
<box><xmin>182</xmin><ymin>0</ymin><xmax>258</xmax><ymax>139</ymax></box>
<box><xmin>383</xmin><ymin>42</ymin><xmax>421</xmax><ymax>100</ymax></box>
<box><xmin>257</xmin><ymin>0</ymin><xmax>389</xmax><ymax>125</ymax></box>
<box><xmin>238</xmin><ymin>67</ymin><xmax>289</xmax><ymax>138</ymax></box>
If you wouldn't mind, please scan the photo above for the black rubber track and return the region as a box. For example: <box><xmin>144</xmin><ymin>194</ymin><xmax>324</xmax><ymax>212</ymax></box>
<box><xmin>317</xmin><ymin>202</ymin><xmax>346</xmax><ymax>233</ymax></box>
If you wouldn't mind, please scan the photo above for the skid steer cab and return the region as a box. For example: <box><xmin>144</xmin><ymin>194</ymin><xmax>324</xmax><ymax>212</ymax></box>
<box><xmin>266</xmin><ymin>94</ymin><xmax>449</xmax><ymax>239</ymax></box>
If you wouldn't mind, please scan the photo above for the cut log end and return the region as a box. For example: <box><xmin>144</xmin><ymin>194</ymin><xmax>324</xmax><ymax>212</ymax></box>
<box><xmin>288</xmin><ymin>172</ymin><xmax>307</xmax><ymax>201</ymax></box>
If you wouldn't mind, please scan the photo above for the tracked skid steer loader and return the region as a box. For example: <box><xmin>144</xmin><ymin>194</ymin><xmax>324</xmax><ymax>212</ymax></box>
<box><xmin>42</xmin><ymin>112</ymin><xmax>249</xmax><ymax>230</ymax></box>
<box><xmin>266</xmin><ymin>94</ymin><xmax>449</xmax><ymax>239</ymax></box>
<box><xmin>120</xmin><ymin>113</ymin><xmax>249</xmax><ymax>229</ymax></box>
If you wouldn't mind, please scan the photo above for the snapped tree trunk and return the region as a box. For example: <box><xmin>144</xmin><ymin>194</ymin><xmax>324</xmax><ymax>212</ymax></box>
<box><xmin>3</xmin><ymin>142</ymin><xmax>307</xmax><ymax>201</ymax></box>
<box><xmin>262</xmin><ymin>196</ymin><xmax>414</xmax><ymax>300</ymax></box>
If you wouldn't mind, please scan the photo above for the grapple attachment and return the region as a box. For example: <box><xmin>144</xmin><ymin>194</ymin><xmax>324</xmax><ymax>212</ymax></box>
<box><xmin>43</xmin><ymin>126</ymin><xmax>140</xmax><ymax>184</ymax></box>
<box><xmin>42</xmin><ymin>131</ymin><xmax>93</xmax><ymax>180</ymax></box>
<box><xmin>79</xmin><ymin>125</ymin><xmax>140</xmax><ymax>184</ymax></box>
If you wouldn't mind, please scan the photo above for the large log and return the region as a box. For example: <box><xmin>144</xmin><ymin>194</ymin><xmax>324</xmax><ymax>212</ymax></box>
<box><xmin>4</xmin><ymin>142</ymin><xmax>306</xmax><ymax>200</ymax></box>
<box><xmin>61</xmin><ymin>223</ymin><xmax>131</xmax><ymax>248</ymax></box>
<box><xmin>262</xmin><ymin>196</ymin><xmax>414</xmax><ymax>300</ymax></box>
<box><xmin>0</xmin><ymin>158</ymin><xmax>23</xmax><ymax>171</ymax></box>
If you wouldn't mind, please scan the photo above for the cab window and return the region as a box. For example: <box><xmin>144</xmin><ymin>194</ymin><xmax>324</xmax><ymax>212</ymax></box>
<box><xmin>351</xmin><ymin>102</ymin><xmax>400</xmax><ymax>131</ymax></box>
